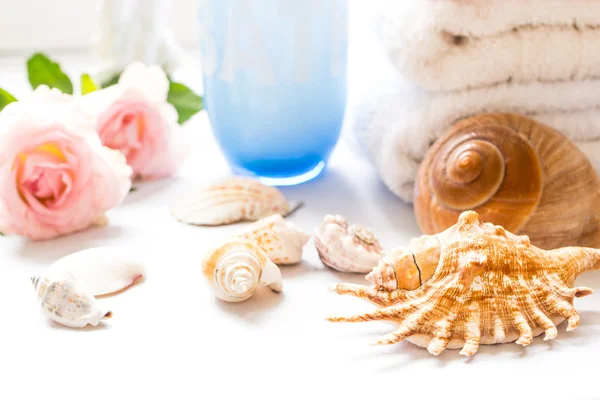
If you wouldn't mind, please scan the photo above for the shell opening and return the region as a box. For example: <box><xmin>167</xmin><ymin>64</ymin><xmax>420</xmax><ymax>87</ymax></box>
<box><xmin>215</xmin><ymin>251</ymin><xmax>261</xmax><ymax>299</ymax></box>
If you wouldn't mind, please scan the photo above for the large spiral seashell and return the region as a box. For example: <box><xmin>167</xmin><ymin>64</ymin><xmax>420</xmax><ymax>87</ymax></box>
<box><xmin>32</xmin><ymin>272</ymin><xmax>113</xmax><ymax>328</ymax></box>
<box><xmin>202</xmin><ymin>238</ymin><xmax>283</xmax><ymax>302</ymax></box>
<box><xmin>414</xmin><ymin>113</ymin><xmax>600</xmax><ymax>249</ymax></box>
<box><xmin>329</xmin><ymin>210</ymin><xmax>600</xmax><ymax>357</ymax></box>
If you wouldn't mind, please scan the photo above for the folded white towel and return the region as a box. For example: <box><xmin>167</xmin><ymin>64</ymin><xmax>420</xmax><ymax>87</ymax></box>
<box><xmin>378</xmin><ymin>0</ymin><xmax>600</xmax><ymax>91</ymax></box>
<box><xmin>353</xmin><ymin>72</ymin><xmax>600</xmax><ymax>203</ymax></box>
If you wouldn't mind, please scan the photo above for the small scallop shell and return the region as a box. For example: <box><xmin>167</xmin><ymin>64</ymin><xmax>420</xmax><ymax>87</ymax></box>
<box><xmin>236</xmin><ymin>214</ymin><xmax>310</xmax><ymax>265</ymax></box>
<box><xmin>32</xmin><ymin>272</ymin><xmax>112</xmax><ymax>328</ymax></box>
<box><xmin>47</xmin><ymin>247</ymin><xmax>146</xmax><ymax>297</ymax></box>
<box><xmin>202</xmin><ymin>238</ymin><xmax>283</xmax><ymax>302</ymax></box>
<box><xmin>171</xmin><ymin>177</ymin><xmax>299</xmax><ymax>226</ymax></box>
<box><xmin>314</xmin><ymin>214</ymin><xmax>384</xmax><ymax>273</ymax></box>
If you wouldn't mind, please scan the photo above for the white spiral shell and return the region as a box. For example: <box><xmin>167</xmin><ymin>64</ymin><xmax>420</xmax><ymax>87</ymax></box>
<box><xmin>202</xmin><ymin>238</ymin><xmax>283</xmax><ymax>303</ymax></box>
<box><xmin>214</xmin><ymin>251</ymin><xmax>261</xmax><ymax>301</ymax></box>
<box><xmin>32</xmin><ymin>272</ymin><xmax>112</xmax><ymax>328</ymax></box>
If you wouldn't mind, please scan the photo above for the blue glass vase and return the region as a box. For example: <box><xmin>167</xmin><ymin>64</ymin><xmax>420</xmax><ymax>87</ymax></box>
<box><xmin>198</xmin><ymin>0</ymin><xmax>348</xmax><ymax>185</ymax></box>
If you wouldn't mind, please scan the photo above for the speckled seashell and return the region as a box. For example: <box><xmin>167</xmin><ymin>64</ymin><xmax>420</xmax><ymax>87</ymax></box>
<box><xmin>236</xmin><ymin>214</ymin><xmax>310</xmax><ymax>265</ymax></box>
<box><xmin>47</xmin><ymin>247</ymin><xmax>146</xmax><ymax>297</ymax></box>
<box><xmin>314</xmin><ymin>214</ymin><xmax>384</xmax><ymax>273</ymax></box>
<box><xmin>32</xmin><ymin>272</ymin><xmax>112</xmax><ymax>328</ymax></box>
<box><xmin>202</xmin><ymin>238</ymin><xmax>283</xmax><ymax>302</ymax></box>
<box><xmin>170</xmin><ymin>177</ymin><xmax>299</xmax><ymax>226</ymax></box>
<box><xmin>328</xmin><ymin>211</ymin><xmax>600</xmax><ymax>356</ymax></box>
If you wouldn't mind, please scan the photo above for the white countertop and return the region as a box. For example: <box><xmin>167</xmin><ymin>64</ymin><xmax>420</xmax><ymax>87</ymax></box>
<box><xmin>2</xmin><ymin>43</ymin><xmax>600</xmax><ymax>400</ymax></box>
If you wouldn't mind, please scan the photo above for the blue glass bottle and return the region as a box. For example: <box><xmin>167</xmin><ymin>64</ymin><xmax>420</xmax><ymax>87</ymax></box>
<box><xmin>198</xmin><ymin>0</ymin><xmax>348</xmax><ymax>185</ymax></box>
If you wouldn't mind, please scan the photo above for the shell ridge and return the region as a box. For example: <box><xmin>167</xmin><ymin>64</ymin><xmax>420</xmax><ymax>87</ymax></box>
<box><xmin>329</xmin><ymin>210</ymin><xmax>600</xmax><ymax>356</ymax></box>
<box><xmin>171</xmin><ymin>177</ymin><xmax>290</xmax><ymax>226</ymax></box>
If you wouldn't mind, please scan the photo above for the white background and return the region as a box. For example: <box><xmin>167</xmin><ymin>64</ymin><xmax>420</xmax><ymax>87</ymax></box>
<box><xmin>0</xmin><ymin>0</ymin><xmax>200</xmax><ymax>54</ymax></box>
<box><xmin>1</xmin><ymin>1</ymin><xmax>600</xmax><ymax>400</ymax></box>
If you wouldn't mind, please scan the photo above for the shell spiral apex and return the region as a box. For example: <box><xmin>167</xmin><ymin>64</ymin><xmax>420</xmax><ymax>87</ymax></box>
<box><xmin>329</xmin><ymin>210</ymin><xmax>600</xmax><ymax>357</ymax></box>
<box><xmin>202</xmin><ymin>238</ymin><xmax>283</xmax><ymax>303</ymax></box>
<box><xmin>314</xmin><ymin>214</ymin><xmax>384</xmax><ymax>273</ymax></box>
<box><xmin>414</xmin><ymin>113</ymin><xmax>600</xmax><ymax>249</ymax></box>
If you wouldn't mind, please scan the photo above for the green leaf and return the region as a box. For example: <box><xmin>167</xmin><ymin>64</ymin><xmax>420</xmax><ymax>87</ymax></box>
<box><xmin>80</xmin><ymin>73</ymin><xmax>98</xmax><ymax>95</ymax></box>
<box><xmin>0</xmin><ymin>232</ymin><xmax>5</xmax><ymax>236</ymax></box>
<box><xmin>0</xmin><ymin>88</ymin><xmax>17</xmax><ymax>111</ymax></box>
<box><xmin>26</xmin><ymin>53</ymin><xmax>73</xmax><ymax>94</ymax></box>
<box><xmin>100</xmin><ymin>72</ymin><xmax>121</xmax><ymax>88</ymax></box>
<box><xmin>167</xmin><ymin>82</ymin><xmax>204</xmax><ymax>124</ymax></box>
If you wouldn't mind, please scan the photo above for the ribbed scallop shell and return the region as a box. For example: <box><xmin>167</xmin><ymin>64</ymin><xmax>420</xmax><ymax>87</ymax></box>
<box><xmin>236</xmin><ymin>214</ymin><xmax>310</xmax><ymax>265</ymax></box>
<box><xmin>314</xmin><ymin>215</ymin><xmax>384</xmax><ymax>273</ymax></box>
<box><xmin>329</xmin><ymin>211</ymin><xmax>600</xmax><ymax>356</ymax></box>
<box><xmin>202</xmin><ymin>238</ymin><xmax>283</xmax><ymax>302</ymax></box>
<box><xmin>170</xmin><ymin>177</ymin><xmax>294</xmax><ymax>226</ymax></box>
<box><xmin>47</xmin><ymin>247</ymin><xmax>145</xmax><ymax>297</ymax></box>
<box><xmin>32</xmin><ymin>272</ymin><xmax>112</xmax><ymax>328</ymax></box>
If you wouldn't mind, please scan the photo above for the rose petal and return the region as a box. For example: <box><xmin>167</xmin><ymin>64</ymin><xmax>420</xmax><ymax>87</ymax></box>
<box><xmin>0</xmin><ymin>86</ymin><xmax>133</xmax><ymax>240</ymax></box>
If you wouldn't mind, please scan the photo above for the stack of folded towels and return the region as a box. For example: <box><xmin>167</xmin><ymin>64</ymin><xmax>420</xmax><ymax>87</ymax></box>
<box><xmin>354</xmin><ymin>0</ymin><xmax>600</xmax><ymax>202</ymax></box>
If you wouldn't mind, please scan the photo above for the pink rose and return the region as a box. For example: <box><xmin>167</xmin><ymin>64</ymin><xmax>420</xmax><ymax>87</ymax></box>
<box><xmin>0</xmin><ymin>86</ymin><xmax>132</xmax><ymax>240</ymax></box>
<box><xmin>83</xmin><ymin>62</ymin><xmax>187</xmax><ymax>180</ymax></box>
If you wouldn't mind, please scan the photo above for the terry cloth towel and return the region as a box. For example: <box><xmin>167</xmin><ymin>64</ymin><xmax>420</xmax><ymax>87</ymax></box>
<box><xmin>350</xmin><ymin>0</ymin><xmax>600</xmax><ymax>203</ymax></box>
<box><xmin>378</xmin><ymin>0</ymin><xmax>600</xmax><ymax>92</ymax></box>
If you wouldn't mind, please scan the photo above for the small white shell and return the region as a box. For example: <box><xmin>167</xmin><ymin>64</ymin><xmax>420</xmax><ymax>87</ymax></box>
<box><xmin>170</xmin><ymin>177</ymin><xmax>295</xmax><ymax>226</ymax></box>
<box><xmin>236</xmin><ymin>214</ymin><xmax>310</xmax><ymax>265</ymax></box>
<box><xmin>32</xmin><ymin>272</ymin><xmax>112</xmax><ymax>328</ymax></box>
<box><xmin>47</xmin><ymin>247</ymin><xmax>146</xmax><ymax>297</ymax></box>
<box><xmin>202</xmin><ymin>238</ymin><xmax>283</xmax><ymax>302</ymax></box>
<box><xmin>314</xmin><ymin>214</ymin><xmax>384</xmax><ymax>273</ymax></box>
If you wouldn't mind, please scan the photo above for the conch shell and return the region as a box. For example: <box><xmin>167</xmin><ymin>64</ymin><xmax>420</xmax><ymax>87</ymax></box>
<box><xmin>236</xmin><ymin>214</ymin><xmax>310</xmax><ymax>265</ymax></box>
<box><xmin>32</xmin><ymin>272</ymin><xmax>112</xmax><ymax>328</ymax></box>
<box><xmin>314</xmin><ymin>214</ymin><xmax>383</xmax><ymax>273</ymax></box>
<box><xmin>328</xmin><ymin>211</ymin><xmax>600</xmax><ymax>356</ymax></box>
<box><xmin>202</xmin><ymin>238</ymin><xmax>283</xmax><ymax>302</ymax></box>
<box><xmin>170</xmin><ymin>177</ymin><xmax>299</xmax><ymax>226</ymax></box>
<box><xmin>415</xmin><ymin>113</ymin><xmax>600</xmax><ymax>249</ymax></box>
<box><xmin>47</xmin><ymin>247</ymin><xmax>145</xmax><ymax>297</ymax></box>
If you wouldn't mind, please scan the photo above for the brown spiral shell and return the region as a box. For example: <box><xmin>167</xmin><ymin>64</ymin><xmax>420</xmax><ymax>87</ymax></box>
<box><xmin>414</xmin><ymin>113</ymin><xmax>600</xmax><ymax>249</ymax></box>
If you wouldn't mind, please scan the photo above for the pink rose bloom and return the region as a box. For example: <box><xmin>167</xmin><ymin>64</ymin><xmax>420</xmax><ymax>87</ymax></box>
<box><xmin>83</xmin><ymin>62</ymin><xmax>187</xmax><ymax>180</ymax></box>
<box><xmin>0</xmin><ymin>86</ymin><xmax>132</xmax><ymax>240</ymax></box>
